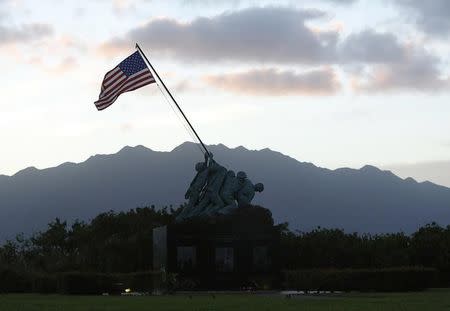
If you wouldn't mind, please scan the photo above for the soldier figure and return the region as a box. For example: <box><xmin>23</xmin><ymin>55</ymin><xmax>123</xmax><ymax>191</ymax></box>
<box><xmin>196</xmin><ymin>159</ymin><xmax>228</xmax><ymax>217</ymax></box>
<box><xmin>209</xmin><ymin>170</ymin><xmax>239</xmax><ymax>215</ymax></box>
<box><xmin>235</xmin><ymin>171</ymin><xmax>264</xmax><ymax>207</ymax></box>
<box><xmin>175</xmin><ymin>155</ymin><xmax>209</xmax><ymax>221</ymax></box>
<box><xmin>220</xmin><ymin>170</ymin><xmax>239</xmax><ymax>207</ymax></box>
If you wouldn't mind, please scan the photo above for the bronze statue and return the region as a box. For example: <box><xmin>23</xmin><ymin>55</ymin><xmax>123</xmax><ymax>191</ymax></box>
<box><xmin>176</xmin><ymin>156</ymin><xmax>264</xmax><ymax>222</ymax></box>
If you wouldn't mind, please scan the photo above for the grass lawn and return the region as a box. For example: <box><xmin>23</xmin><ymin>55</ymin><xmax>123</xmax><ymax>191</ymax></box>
<box><xmin>1</xmin><ymin>289</ymin><xmax>450</xmax><ymax>311</ymax></box>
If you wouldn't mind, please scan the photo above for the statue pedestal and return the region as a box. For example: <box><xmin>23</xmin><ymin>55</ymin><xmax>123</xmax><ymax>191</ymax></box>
<box><xmin>153</xmin><ymin>206</ymin><xmax>280</xmax><ymax>290</ymax></box>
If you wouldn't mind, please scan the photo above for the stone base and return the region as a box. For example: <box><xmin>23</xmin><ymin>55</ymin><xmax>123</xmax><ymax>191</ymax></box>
<box><xmin>153</xmin><ymin>206</ymin><xmax>280</xmax><ymax>290</ymax></box>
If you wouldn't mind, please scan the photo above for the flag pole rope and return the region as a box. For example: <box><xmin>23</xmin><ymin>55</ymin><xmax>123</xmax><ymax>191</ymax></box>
<box><xmin>135</xmin><ymin>43</ymin><xmax>211</xmax><ymax>157</ymax></box>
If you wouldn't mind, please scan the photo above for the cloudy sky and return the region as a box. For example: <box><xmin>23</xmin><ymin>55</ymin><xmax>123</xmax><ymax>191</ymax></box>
<box><xmin>1</xmin><ymin>0</ymin><xmax>450</xmax><ymax>185</ymax></box>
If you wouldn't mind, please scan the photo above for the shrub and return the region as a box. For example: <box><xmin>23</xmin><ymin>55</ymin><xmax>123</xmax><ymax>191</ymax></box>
<box><xmin>0</xmin><ymin>267</ymin><xmax>32</xmax><ymax>293</ymax></box>
<box><xmin>55</xmin><ymin>271</ymin><xmax>163</xmax><ymax>295</ymax></box>
<box><xmin>175</xmin><ymin>277</ymin><xmax>199</xmax><ymax>291</ymax></box>
<box><xmin>32</xmin><ymin>274</ymin><xmax>57</xmax><ymax>293</ymax></box>
<box><xmin>57</xmin><ymin>272</ymin><xmax>118</xmax><ymax>295</ymax></box>
<box><xmin>283</xmin><ymin>267</ymin><xmax>437</xmax><ymax>292</ymax></box>
<box><xmin>116</xmin><ymin>271</ymin><xmax>162</xmax><ymax>292</ymax></box>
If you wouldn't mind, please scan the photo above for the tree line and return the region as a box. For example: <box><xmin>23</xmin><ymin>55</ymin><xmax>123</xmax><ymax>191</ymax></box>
<box><xmin>1</xmin><ymin>205</ymin><xmax>450</xmax><ymax>288</ymax></box>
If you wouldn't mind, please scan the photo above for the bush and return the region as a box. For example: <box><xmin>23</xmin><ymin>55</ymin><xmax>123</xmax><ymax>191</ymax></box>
<box><xmin>32</xmin><ymin>274</ymin><xmax>57</xmax><ymax>293</ymax></box>
<box><xmin>175</xmin><ymin>277</ymin><xmax>199</xmax><ymax>291</ymax></box>
<box><xmin>0</xmin><ymin>268</ymin><xmax>32</xmax><ymax>293</ymax></box>
<box><xmin>117</xmin><ymin>271</ymin><xmax>162</xmax><ymax>292</ymax></box>
<box><xmin>57</xmin><ymin>272</ymin><xmax>118</xmax><ymax>295</ymax></box>
<box><xmin>55</xmin><ymin>271</ymin><xmax>163</xmax><ymax>295</ymax></box>
<box><xmin>283</xmin><ymin>267</ymin><xmax>437</xmax><ymax>292</ymax></box>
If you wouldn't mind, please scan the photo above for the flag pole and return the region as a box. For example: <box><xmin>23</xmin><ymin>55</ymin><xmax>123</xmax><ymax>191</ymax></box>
<box><xmin>135</xmin><ymin>43</ymin><xmax>211</xmax><ymax>157</ymax></box>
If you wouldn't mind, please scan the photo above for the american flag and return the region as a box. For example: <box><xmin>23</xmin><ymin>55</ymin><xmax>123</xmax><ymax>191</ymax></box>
<box><xmin>94</xmin><ymin>51</ymin><xmax>155</xmax><ymax>111</ymax></box>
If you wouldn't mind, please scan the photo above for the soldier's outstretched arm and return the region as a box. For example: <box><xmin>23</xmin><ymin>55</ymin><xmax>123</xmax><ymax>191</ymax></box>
<box><xmin>206</xmin><ymin>152</ymin><xmax>214</xmax><ymax>166</ymax></box>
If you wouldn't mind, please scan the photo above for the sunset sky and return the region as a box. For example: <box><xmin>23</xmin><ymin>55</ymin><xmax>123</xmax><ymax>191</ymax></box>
<box><xmin>1</xmin><ymin>0</ymin><xmax>450</xmax><ymax>185</ymax></box>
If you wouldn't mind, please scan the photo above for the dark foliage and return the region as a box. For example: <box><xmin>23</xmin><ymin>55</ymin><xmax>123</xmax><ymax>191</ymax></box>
<box><xmin>2</xmin><ymin>206</ymin><xmax>450</xmax><ymax>292</ymax></box>
<box><xmin>57</xmin><ymin>272</ymin><xmax>118</xmax><ymax>295</ymax></box>
<box><xmin>0</xmin><ymin>269</ymin><xmax>162</xmax><ymax>295</ymax></box>
<box><xmin>0</xmin><ymin>267</ymin><xmax>32</xmax><ymax>293</ymax></box>
<box><xmin>283</xmin><ymin>267</ymin><xmax>437</xmax><ymax>292</ymax></box>
<box><xmin>279</xmin><ymin>228</ymin><xmax>411</xmax><ymax>270</ymax></box>
<box><xmin>0</xmin><ymin>206</ymin><xmax>175</xmax><ymax>275</ymax></box>
<box><xmin>32</xmin><ymin>273</ymin><xmax>57</xmax><ymax>293</ymax></box>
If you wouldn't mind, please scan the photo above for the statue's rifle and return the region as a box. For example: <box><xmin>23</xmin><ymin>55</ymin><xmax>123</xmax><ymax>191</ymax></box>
<box><xmin>135</xmin><ymin>43</ymin><xmax>211</xmax><ymax>157</ymax></box>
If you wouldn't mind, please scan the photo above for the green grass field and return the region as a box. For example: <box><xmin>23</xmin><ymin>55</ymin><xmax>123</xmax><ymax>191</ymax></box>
<box><xmin>1</xmin><ymin>289</ymin><xmax>449</xmax><ymax>311</ymax></box>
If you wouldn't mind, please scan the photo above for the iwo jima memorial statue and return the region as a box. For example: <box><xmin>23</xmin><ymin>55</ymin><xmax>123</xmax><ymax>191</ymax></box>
<box><xmin>95</xmin><ymin>44</ymin><xmax>280</xmax><ymax>289</ymax></box>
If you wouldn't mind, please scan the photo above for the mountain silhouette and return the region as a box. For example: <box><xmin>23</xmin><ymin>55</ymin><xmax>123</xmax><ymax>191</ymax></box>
<box><xmin>1</xmin><ymin>142</ymin><xmax>450</xmax><ymax>240</ymax></box>
<box><xmin>386</xmin><ymin>161</ymin><xmax>450</xmax><ymax>188</ymax></box>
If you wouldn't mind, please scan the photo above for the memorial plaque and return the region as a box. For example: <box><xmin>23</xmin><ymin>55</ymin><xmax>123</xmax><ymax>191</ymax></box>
<box><xmin>253</xmin><ymin>246</ymin><xmax>270</xmax><ymax>271</ymax></box>
<box><xmin>215</xmin><ymin>247</ymin><xmax>234</xmax><ymax>272</ymax></box>
<box><xmin>177</xmin><ymin>246</ymin><xmax>196</xmax><ymax>270</ymax></box>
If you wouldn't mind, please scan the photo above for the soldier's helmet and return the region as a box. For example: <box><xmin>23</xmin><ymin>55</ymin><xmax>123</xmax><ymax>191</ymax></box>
<box><xmin>227</xmin><ymin>170</ymin><xmax>236</xmax><ymax>177</ymax></box>
<box><xmin>237</xmin><ymin>171</ymin><xmax>247</xmax><ymax>180</ymax></box>
<box><xmin>254</xmin><ymin>183</ymin><xmax>264</xmax><ymax>192</ymax></box>
<box><xmin>195</xmin><ymin>162</ymin><xmax>207</xmax><ymax>171</ymax></box>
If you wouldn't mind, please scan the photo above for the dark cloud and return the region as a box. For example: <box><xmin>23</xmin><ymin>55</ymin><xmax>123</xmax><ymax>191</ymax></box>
<box><xmin>340</xmin><ymin>29</ymin><xmax>448</xmax><ymax>92</ymax></box>
<box><xmin>101</xmin><ymin>7</ymin><xmax>338</xmax><ymax>64</ymax></box>
<box><xmin>0</xmin><ymin>23</ymin><xmax>53</xmax><ymax>46</ymax></box>
<box><xmin>340</xmin><ymin>30</ymin><xmax>405</xmax><ymax>63</ymax></box>
<box><xmin>0</xmin><ymin>1</ymin><xmax>52</xmax><ymax>45</ymax></box>
<box><xmin>397</xmin><ymin>0</ymin><xmax>450</xmax><ymax>36</ymax></box>
<box><xmin>100</xmin><ymin>7</ymin><xmax>448</xmax><ymax>94</ymax></box>
<box><xmin>352</xmin><ymin>48</ymin><xmax>448</xmax><ymax>92</ymax></box>
<box><xmin>204</xmin><ymin>68</ymin><xmax>341</xmax><ymax>95</ymax></box>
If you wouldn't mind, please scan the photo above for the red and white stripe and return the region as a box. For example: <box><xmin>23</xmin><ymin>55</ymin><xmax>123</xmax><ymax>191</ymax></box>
<box><xmin>94</xmin><ymin>67</ymin><xmax>155</xmax><ymax>111</ymax></box>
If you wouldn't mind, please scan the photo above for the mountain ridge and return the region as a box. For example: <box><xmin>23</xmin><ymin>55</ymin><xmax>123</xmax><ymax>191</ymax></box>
<box><xmin>5</xmin><ymin>143</ymin><xmax>430</xmax><ymax>184</ymax></box>
<box><xmin>1</xmin><ymin>142</ymin><xmax>449</xmax><ymax>240</ymax></box>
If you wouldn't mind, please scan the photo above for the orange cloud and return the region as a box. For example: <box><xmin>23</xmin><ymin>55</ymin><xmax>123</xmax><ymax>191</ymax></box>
<box><xmin>351</xmin><ymin>49</ymin><xmax>450</xmax><ymax>93</ymax></box>
<box><xmin>204</xmin><ymin>67</ymin><xmax>341</xmax><ymax>96</ymax></box>
<box><xmin>97</xmin><ymin>38</ymin><xmax>129</xmax><ymax>57</ymax></box>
